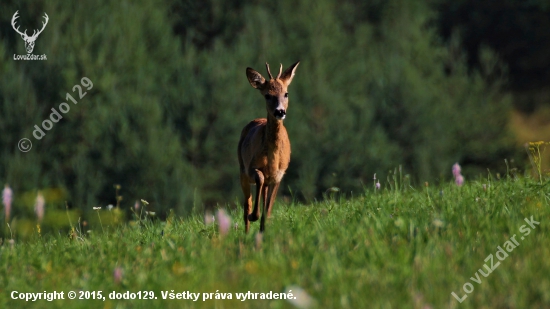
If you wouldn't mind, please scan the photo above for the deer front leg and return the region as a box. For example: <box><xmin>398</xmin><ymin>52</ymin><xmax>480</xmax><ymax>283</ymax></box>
<box><xmin>240</xmin><ymin>173</ymin><xmax>252</xmax><ymax>233</ymax></box>
<box><xmin>260</xmin><ymin>183</ymin><xmax>279</xmax><ymax>233</ymax></box>
<box><xmin>266</xmin><ymin>181</ymin><xmax>280</xmax><ymax>218</ymax></box>
<box><xmin>248</xmin><ymin>169</ymin><xmax>264</xmax><ymax>222</ymax></box>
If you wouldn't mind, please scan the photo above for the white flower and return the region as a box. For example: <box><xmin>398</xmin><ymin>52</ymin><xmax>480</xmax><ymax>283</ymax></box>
<box><xmin>204</xmin><ymin>211</ymin><xmax>215</xmax><ymax>225</ymax></box>
<box><xmin>285</xmin><ymin>285</ymin><xmax>315</xmax><ymax>308</ymax></box>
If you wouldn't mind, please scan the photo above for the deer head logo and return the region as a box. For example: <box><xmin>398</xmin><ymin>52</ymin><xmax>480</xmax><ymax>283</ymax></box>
<box><xmin>11</xmin><ymin>11</ymin><xmax>49</xmax><ymax>54</ymax></box>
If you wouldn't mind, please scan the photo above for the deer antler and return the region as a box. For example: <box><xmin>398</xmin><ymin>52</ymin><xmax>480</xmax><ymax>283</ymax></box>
<box><xmin>30</xmin><ymin>13</ymin><xmax>49</xmax><ymax>39</ymax></box>
<box><xmin>265</xmin><ymin>62</ymin><xmax>274</xmax><ymax>80</ymax></box>
<box><xmin>276</xmin><ymin>63</ymin><xmax>283</xmax><ymax>79</ymax></box>
<box><xmin>11</xmin><ymin>11</ymin><xmax>28</xmax><ymax>38</ymax></box>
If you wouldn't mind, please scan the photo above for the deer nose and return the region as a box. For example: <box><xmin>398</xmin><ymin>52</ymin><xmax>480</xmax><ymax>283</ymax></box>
<box><xmin>274</xmin><ymin>109</ymin><xmax>286</xmax><ymax>120</ymax></box>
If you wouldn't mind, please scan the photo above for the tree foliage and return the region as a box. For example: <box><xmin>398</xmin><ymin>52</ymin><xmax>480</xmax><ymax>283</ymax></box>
<box><xmin>0</xmin><ymin>0</ymin><xmax>519</xmax><ymax>216</ymax></box>
<box><xmin>437</xmin><ymin>0</ymin><xmax>550</xmax><ymax>112</ymax></box>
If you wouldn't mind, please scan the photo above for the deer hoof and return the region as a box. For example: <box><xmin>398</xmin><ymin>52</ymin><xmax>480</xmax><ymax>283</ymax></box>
<box><xmin>248</xmin><ymin>213</ymin><xmax>259</xmax><ymax>222</ymax></box>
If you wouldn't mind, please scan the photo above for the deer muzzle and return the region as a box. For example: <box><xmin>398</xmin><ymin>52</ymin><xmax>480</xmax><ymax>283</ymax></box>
<box><xmin>274</xmin><ymin>108</ymin><xmax>286</xmax><ymax>120</ymax></box>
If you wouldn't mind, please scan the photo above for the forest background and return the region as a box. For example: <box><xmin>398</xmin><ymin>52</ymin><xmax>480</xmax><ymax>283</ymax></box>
<box><xmin>1</xmin><ymin>0</ymin><xmax>549</xmax><ymax>222</ymax></box>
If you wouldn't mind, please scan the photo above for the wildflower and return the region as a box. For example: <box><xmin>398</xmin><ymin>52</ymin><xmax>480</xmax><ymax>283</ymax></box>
<box><xmin>140</xmin><ymin>199</ymin><xmax>149</xmax><ymax>205</ymax></box>
<box><xmin>452</xmin><ymin>162</ymin><xmax>465</xmax><ymax>187</ymax></box>
<box><xmin>452</xmin><ymin>163</ymin><xmax>461</xmax><ymax>178</ymax></box>
<box><xmin>35</xmin><ymin>192</ymin><xmax>45</xmax><ymax>222</ymax></box>
<box><xmin>146</xmin><ymin>211</ymin><xmax>156</xmax><ymax>216</ymax></box>
<box><xmin>455</xmin><ymin>174</ymin><xmax>464</xmax><ymax>186</ymax></box>
<box><xmin>134</xmin><ymin>200</ymin><xmax>140</xmax><ymax>211</ymax></box>
<box><xmin>113</xmin><ymin>267</ymin><xmax>123</xmax><ymax>284</ymax></box>
<box><xmin>285</xmin><ymin>285</ymin><xmax>315</xmax><ymax>309</ymax></box>
<box><xmin>373</xmin><ymin>173</ymin><xmax>376</xmax><ymax>180</ymax></box>
<box><xmin>255</xmin><ymin>232</ymin><xmax>263</xmax><ymax>251</ymax></box>
<box><xmin>432</xmin><ymin>219</ymin><xmax>445</xmax><ymax>228</ymax></box>
<box><xmin>375</xmin><ymin>180</ymin><xmax>381</xmax><ymax>190</ymax></box>
<box><xmin>2</xmin><ymin>184</ymin><xmax>13</xmax><ymax>221</ymax></box>
<box><xmin>204</xmin><ymin>211</ymin><xmax>215</xmax><ymax>225</ymax></box>
<box><xmin>107</xmin><ymin>204</ymin><xmax>114</xmax><ymax>211</ymax></box>
<box><xmin>93</xmin><ymin>206</ymin><xmax>101</xmax><ymax>210</ymax></box>
<box><xmin>216</xmin><ymin>209</ymin><xmax>231</xmax><ymax>236</ymax></box>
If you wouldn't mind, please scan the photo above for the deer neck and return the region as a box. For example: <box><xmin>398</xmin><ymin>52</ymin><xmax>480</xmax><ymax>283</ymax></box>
<box><xmin>265</xmin><ymin>115</ymin><xmax>284</xmax><ymax>151</ymax></box>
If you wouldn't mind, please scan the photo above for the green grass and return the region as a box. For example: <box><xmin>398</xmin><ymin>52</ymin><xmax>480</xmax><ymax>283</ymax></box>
<box><xmin>1</xmin><ymin>176</ymin><xmax>549</xmax><ymax>308</ymax></box>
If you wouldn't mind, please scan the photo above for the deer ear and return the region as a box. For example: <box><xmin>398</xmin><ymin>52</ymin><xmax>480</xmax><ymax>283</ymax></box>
<box><xmin>279</xmin><ymin>61</ymin><xmax>300</xmax><ymax>86</ymax></box>
<box><xmin>246</xmin><ymin>68</ymin><xmax>266</xmax><ymax>89</ymax></box>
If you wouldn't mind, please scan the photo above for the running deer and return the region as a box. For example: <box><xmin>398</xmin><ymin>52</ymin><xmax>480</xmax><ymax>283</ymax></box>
<box><xmin>238</xmin><ymin>61</ymin><xmax>300</xmax><ymax>233</ymax></box>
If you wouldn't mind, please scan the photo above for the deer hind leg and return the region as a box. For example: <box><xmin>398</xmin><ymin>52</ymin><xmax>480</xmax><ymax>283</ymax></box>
<box><xmin>248</xmin><ymin>169</ymin><xmax>264</xmax><ymax>222</ymax></box>
<box><xmin>261</xmin><ymin>184</ymin><xmax>268</xmax><ymax>217</ymax></box>
<box><xmin>240</xmin><ymin>173</ymin><xmax>252</xmax><ymax>233</ymax></box>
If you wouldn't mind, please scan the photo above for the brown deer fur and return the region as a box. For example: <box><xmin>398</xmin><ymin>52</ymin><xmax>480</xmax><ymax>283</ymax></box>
<box><xmin>238</xmin><ymin>61</ymin><xmax>300</xmax><ymax>233</ymax></box>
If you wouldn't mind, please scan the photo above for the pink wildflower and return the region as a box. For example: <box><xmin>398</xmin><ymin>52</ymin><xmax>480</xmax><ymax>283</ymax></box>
<box><xmin>452</xmin><ymin>163</ymin><xmax>465</xmax><ymax>186</ymax></box>
<box><xmin>255</xmin><ymin>232</ymin><xmax>263</xmax><ymax>251</ymax></box>
<box><xmin>375</xmin><ymin>180</ymin><xmax>381</xmax><ymax>190</ymax></box>
<box><xmin>452</xmin><ymin>163</ymin><xmax>461</xmax><ymax>178</ymax></box>
<box><xmin>2</xmin><ymin>185</ymin><xmax>13</xmax><ymax>221</ymax></box>
<box><xmin>455</xmin><ymin>175</ymin><xmax>464</xmax><ymax>187</ymax></box>
<box><xmin>216</xmin><ymin>209</ymin><xmax>231</xmax><ymax>236</ymax></box>
<box><xmin>35</xmin><ymin>192</ymin><xmax>45</xmax><ymax>222</ymax></box>
<box><xmin>113</xmin><ymin>267</ymin><xmax>123</xmax><ymax>284</ymax></box>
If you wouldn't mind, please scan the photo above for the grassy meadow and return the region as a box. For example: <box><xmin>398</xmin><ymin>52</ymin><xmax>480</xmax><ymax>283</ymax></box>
<box><xmin>2</xmin><ymin>1</ymin><xmax>550</xmax><ymax>308</ymax></box>
<box><xmin>1</xmin><ymin>173</ymin><xmax>549</xmax><ymax>309</ymax></box>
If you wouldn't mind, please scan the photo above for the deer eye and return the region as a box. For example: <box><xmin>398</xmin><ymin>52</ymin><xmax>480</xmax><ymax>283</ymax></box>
<box><xmin>264</xmin><ymin>94</ymin><xmax>271</xmax><ymax>100</ymax></box>
<box><xmin>284</xmin><ymin>93</ymin><xmax>288</xmax><ymax>98</ymax></box>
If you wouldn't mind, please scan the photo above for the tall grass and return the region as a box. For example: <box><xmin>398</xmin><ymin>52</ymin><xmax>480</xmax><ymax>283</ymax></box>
<box><xmin>1</xmin><ymin>176</ymin><xmax>549</xmax><ymax>308</ymax></box>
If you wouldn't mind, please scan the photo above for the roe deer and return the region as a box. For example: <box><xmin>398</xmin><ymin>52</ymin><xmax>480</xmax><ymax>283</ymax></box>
<box><xmin>238</xmin><ymin>61</ymin><xmax>300</xmax><ymax>233</ymax></box>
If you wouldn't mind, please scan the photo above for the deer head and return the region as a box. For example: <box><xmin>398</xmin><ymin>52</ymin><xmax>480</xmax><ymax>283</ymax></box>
<box><xmin>11</xmin><ymin>11</ymin><xmax>49</xmax><ymax>54</ymax></box>
<box><xmin>246</xmin><ymin>61</ymin><xmax>300</xmax><ymax>121</ymax></box>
